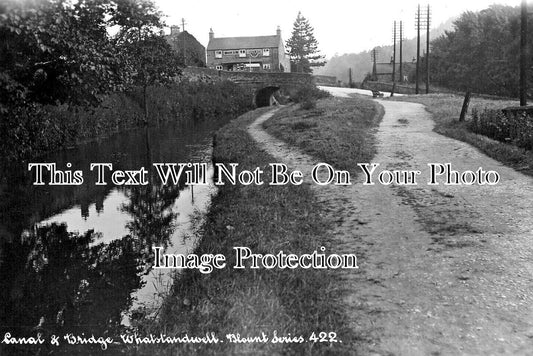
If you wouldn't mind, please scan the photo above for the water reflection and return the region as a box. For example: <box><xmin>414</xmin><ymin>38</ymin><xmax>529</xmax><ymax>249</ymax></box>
<box><xmin>2</xmin><ymin>224</ymin><xmax>141</xmax><ymax>355</ymax></box>
<box><xmin>0</xmin><ymin>118</ymin><xmax>226</xmax><ymax>354</ymax></box>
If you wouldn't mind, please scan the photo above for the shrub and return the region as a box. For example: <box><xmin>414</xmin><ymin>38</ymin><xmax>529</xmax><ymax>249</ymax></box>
<box><xmin>469</xmin><ymin>108</ymin><xmax>533</xmax><ymax>150</ymax></box>
<box><xmin>300</xmin><ymin>97</ymin><xmax>317</xmax><ymax>110</ymax></box>
<box><xmin>292</xmin><ymin>84</ymin><xmax>331</xmax><ymax>103</ymax></box>
<box><xmin>290</xmin><ymin>84</ymin><xmax>330</xmax><ymax>110</ymax></box>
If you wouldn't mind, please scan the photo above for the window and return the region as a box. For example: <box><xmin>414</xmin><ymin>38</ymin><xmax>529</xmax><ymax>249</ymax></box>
<box><xmin>215</xmin><ymin>50</ymin><xmax>222</xmax><ymax>58</ymax></box>
<box><xmin>262</xmin><ymin>48</ymin><xmax>270</xmax><ymax>57</ymax></box>
<box><xmin>239</xmin><ymin>49</ymin><xmax>246</xmax><ymax>58</ymax></box>
<box><xmin>216</xmin><ymin>65</ymin><xmax>223</xmax><ymax>70</ymax></box>
<box><xmin>263</xmin><ymin>63</ymin><xmax>271</xmax><ymax>70</ymax></box>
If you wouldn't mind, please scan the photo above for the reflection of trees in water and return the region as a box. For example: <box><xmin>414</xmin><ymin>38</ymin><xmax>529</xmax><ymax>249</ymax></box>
<box><xmin>1</xmin><ymin>172</ymin><xmax>185</xmax><ymax>354</ymax></box>
<box><xmin>120</xmin><ymin>127</ymin><xmax>184</xmax><ymax>273</ymax></box>
<box><xmin>0</xmin><ymin>223</ymin><xmax>142</xmax><ymax>355</ymax></box>
<box><xmin>1</xmin><ymin>169</ymin><xmax>186</xmax><ymax>355</ymax></box>
<box><xmin>0</xmin><ymin>119</ymin><xmax>223</xmax><ymax>355</ymax></box>
<box><xmin>121</xmin><ymin>182</ymin><xmax>181</xmax><ymax>274</ymax></box>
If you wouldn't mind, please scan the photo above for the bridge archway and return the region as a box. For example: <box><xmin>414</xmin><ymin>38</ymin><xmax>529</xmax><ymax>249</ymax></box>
<box><xmin>255</xmin><ymin>86</ymin><xmax>280</xmax><ymax>107</ymax></box>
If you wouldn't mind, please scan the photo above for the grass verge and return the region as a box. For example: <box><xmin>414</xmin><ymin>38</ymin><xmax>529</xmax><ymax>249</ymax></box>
<box><xmin>388</xmin><ymin>93</ymin><xmax>533</xmax><ymax>176</ymax></box>
<box><xmin>262</xmin><ymin>96</ymin><xmax>384</xmax><ymax>175</ymax></box>
<box><xmin>141</xmin><ymin>107</ymin><xmax>356</xmax><ymax>355</ymax></box>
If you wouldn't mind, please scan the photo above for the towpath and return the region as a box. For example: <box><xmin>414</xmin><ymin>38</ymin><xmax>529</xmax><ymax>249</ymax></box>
<box><xmin>247</xmin><ymin>89</ymin><xmax>533</xmax><ymax>355</ymax></box>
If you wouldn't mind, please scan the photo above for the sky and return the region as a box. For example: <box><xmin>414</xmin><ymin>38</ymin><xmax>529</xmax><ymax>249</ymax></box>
<box><xmin>155</xmin><ymin>0</ymin><xmax>520</xmax><ymax>58</ymax></box>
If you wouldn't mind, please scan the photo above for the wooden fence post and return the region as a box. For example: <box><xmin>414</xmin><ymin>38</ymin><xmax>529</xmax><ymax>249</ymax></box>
<box><xmin>459</xmin><ymin>91</ymin><xmax>471</xmax><ymax>122</ymax></box>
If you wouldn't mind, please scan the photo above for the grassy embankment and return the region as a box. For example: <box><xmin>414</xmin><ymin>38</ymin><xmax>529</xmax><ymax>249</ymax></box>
<box><xmin>389</xmin><ymin>94</ymin><xmax>533</xmax><ymax>177</ymax></box>
<box><xmin>144</xmin><ymin>95</ymin><xmax>383</xmax><ymax>355</ymax></box>
<box><xmin>1</xmin><ymin>81</ymin><xmax>253</xmax><ymax>162</ymax></box>
<box><xmin>263</xmin><ymin>95</ymin><xmax>384</xmax><ymax>175</ymax></box>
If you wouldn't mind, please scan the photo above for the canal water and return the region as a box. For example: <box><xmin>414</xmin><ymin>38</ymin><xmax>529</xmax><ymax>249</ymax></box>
<box><xmin>0</xmin><ymin>116</ymin><xmax>230</xmax><ymax>350</ymax></box>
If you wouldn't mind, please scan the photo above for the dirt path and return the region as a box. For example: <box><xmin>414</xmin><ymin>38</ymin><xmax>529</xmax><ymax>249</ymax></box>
<box><xmin>248</xmin><ymin>96</ymin><xmax>533</xmax><ymax>355</ymax></box>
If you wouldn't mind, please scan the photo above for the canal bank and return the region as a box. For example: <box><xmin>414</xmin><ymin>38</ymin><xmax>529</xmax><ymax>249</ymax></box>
<box><xmin>144</xmin><ymin>94</ymin><xmax>383</xmax><ymax>355</ymax></box>
<box><xmin>0</xmin><ymin>106</ymin><xmax>243</xmax><ymax>355</ymax></box>
<box><xmin>1</xmin><ymin>86</ymin><xmax>378</xmax><ymax>355</ymax></box>
<box><xmin>145</xmin><ymin>107</ymin><xmax>350</xmax><ymax>355</ymax></box>
<box><xmin>1</xmin><ymin>80</ymin><xmax>254</xmax><ymax>163</ymax></box>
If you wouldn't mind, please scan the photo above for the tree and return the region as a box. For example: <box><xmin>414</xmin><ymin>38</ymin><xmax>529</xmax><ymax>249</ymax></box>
<box><xmin>111</xmin><ymin>0</ymin><xmax>182</xmax><ymax>123</ymax></box>
<box><xmin>286</xmin><ymin>12</ymin><xmax>326</xmax><ymax>73</ymax></box>
<box><xmin>0</xmin><ymin>0</ymin><xmax>183</xmax><ymax>160</ymax></box>
<box><xmin>428</xmin><ymin>5</ymin><xmax>533</xmax><ymax>97</ymax></box>
<box><xmin>0</xmin><ymin>0</ymin><xmax>181</xmax><ymax>113</ymax></box>
<box><xmin>0</xmin><ymin>0</ymin><xmax>125</xmax><ymax>108</ymax></box>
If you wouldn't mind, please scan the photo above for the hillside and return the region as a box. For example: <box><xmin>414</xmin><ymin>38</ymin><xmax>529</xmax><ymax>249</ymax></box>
<box><xmin>315</xmin><ymin>17</ymin><xmax>455</xmax><ymax>84</ymax></box>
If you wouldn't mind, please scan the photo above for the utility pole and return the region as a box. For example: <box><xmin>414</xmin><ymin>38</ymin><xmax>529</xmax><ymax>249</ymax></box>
<box><xmin>391</xmin><ymin>21</ymin><xmax>397</xmax><ymax>96</ymax></box>
<box><xmin>415</xmin><ymin>4</ymin><xmax>430</xmax><ymax>94</ymax></box>
<box><xmin>181</xmin><ymin>18</ymin><xmax>187</xmax><ymax>65</ymax></box>
<box><xmin>349</xmin><ymin>68</ymin><xmax>353</xmax><ymax>87</ymax></box>
<box><xmin>520</xmin><ymin>0</ymin><xmax>528</xmax><ymax>106</ymax></box>
<box><xmin>371</xmin><ymin>48</ymin><xmax>378</xmax><ymax>81</ymax></box>
<box><xmin>399</xmin><ymin>21</ymin><xmax>403</xmax><ymax>83</ymax></box>
<box><xmin>426</xmin><ymin>4</ymin><xmax>431</xmax><ymax>94</ymax></box>
<box><xmin>415</xmin><ymin>4</ymin><xmax>420</xmax><ymax>94</ymax></box>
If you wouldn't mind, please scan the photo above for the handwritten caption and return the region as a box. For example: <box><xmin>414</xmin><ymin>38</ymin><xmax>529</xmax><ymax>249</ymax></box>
<box><xmin>2</xmin><ymin>331</ymin><xmax>340</xmax><ymax>350</ymax></box>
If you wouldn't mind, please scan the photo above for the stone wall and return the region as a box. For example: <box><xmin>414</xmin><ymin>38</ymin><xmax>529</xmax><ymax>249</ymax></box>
<box><xmin>181</xmin><ymin>67</ymin><xmax>221</xmax><ymax>83</ymax></box>
<box><xmin>314</xmin><ymin>75</ymin><xmax>338</xmax><ymax>87</ymax></box>
<box><xmin>181</xmin><ymin>67</ymin><xmax>315</xmax><ymax>107</ymax></box>
<box><xmin>182</xmin><ymin>67</ymin><xmax>314</xmax><ymax>87</ymax></box>
<box><xmin>217</xmin><ymin>70</ymin><xmax>314</xmax><ymax>86</ymax></box>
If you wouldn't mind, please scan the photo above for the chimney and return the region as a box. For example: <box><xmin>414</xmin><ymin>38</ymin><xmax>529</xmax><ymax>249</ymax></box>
<box><xmin>276</xmin><ymin>26</ymin><xmax>281</xmax><ymax>36</ymax></box>
<box><xmin>170</xmin><ymin>25</ymin><xmax>181</xmax><ymax>36</ymax></box>
<box><xmin>209</xmin><ymin>28</ymin><xmax>214</xmax><ymax>40</ymax></box>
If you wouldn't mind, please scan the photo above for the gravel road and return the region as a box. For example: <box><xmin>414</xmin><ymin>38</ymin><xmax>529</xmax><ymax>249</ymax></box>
<box><xmin>248</xmin><ymin>90</ymin><xmax>533</xmax><ymax>355</ymax></box>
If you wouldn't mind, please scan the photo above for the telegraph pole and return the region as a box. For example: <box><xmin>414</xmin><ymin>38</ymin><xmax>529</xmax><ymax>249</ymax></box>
<box><xmin>181</xmin><ymin>18</ymin><xmax>187</xmax><ymax>65</ymax></box>
<box><xmin>426</xmin><ymin>4</ymin><xmax>431</xmax><ymax>94</ymax></box>
<box><xmin>399</xmin><ymin>21</ymin><xmax>403</xmax><ymax>83</ymax></box>
<box><xmin>415</xmin><ymin>4</ymin><xmax>420</xmax><ymax>94</ymax></box>
<box><xmin>371</xmin><ymin>48</ymin><xmax>379</xmax><ymax>81</ymax></box>
<box><xmin>391</xmin><ymin>21</ymin><xmax>397</xmax><ymax>96</ymax></box>
<box><xmin>520</xmin><ymin>0</ymin><xmax>528</xmax><ymax>106</ymax></box>
<box><xmin>415</xmin><ymin>4</ymin><xmax>430</xmax><ymax>94</ymax></box>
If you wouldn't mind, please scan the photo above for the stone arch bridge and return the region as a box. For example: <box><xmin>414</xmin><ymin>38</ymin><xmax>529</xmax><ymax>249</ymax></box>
<box><xmin>182</xmin><ymin>67</ymin><xmax>315</xmax><ymax>107</ymax></box>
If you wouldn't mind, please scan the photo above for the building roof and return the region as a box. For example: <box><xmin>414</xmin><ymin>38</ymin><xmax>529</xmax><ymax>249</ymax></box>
<box><xmin>165</xmin><ymin>31</ymin><xmax>206</xmax><ymax>66</ymax></box>
<box><xmin>207</xmin><ymin>35</ymin><xmax>281</xmax><ymax>50</ymax></box>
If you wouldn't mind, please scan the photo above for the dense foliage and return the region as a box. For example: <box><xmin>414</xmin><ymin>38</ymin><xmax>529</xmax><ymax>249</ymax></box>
<box><xmin>0</xmin><ymin>0</ymin><xmax>254</xmax><ymax>162</ymax></box>
<box><xmin>0</xmin><ymin>0</ymin><xmax>181</xmax><ymax>156</ymax></box>
<box><xmin>286</xmin><ymin>12</ymin><xmax>326</xmax><ymax>73</ymax></box>
<box><xmin>0</xmin><ymin>0</ymin><xmax>184</xmax><ymax>104</ymax></box>
<box><xmin>428</xmin><ymin>5</ymin><xmax>533</xmax><ymax>97</ymax></box>
<box><xmin>469</xmin><ymin>108</ymin><xmax>533</xmax><ymax>150</ymax></box>
<box><xmin>0</xmin><ymin>81</ymin><xmax>254</xmax><ymax>161</ymax></box>
<box><xmin>1</xmin><ymin>0</ymin><xmax>126</xmax><ymax>108</ymax></box>
<box><xmin>110</xmin><ymin>0</ymin><xmax>182</xmax><ymax>120</ymax></box>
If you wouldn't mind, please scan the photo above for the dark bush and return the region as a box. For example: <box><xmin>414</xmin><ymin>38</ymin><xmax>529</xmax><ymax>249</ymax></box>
<box><xmin>291</xmin><ymin>84</ymin><xmax>330</xmax><ymax>110</ymax></box>
<box><xmin>300</xmin><ymin>98</ymin><xmax>317</xmax><ymax>110</ymax></box>
<box><xmin>469</xmin><ymin>108</ymin><xmax>533</xmax><ymax>150</ymax></box>
<box><xmin>292</xmin><ymin>85</ymin><xmax>331</xmax><ymax>103</ymax></box>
